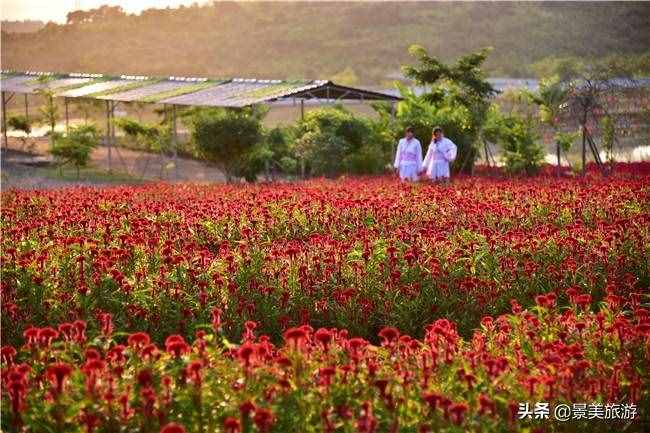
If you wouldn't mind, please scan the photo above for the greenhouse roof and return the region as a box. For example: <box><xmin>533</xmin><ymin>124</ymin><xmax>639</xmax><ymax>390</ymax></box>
<box><xmin>0</xmin><ymin>71</ymin><xmax>400</xmax><ymax>107</ymax></box>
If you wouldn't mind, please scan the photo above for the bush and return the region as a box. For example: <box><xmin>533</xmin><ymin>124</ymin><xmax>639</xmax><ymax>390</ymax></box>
<box><xmin>190</xmin><ymin>108</ymin><xmax>264</xmax><ymax>182</ymax></box>
<box><xmin>115</xmin><ymin>118</ymin><xmax>172</xmax><ymax>153</ymax></box>
<box><xmin>499</xmin><ymin>117</ymin><xmax>545</xmax><ymax>175</ymax></box>
<box><xmin>7</xmin><ymin>116</ymin><xmax>31</xmax><ymax>135</ymax></box>
<box><xmin>294</xmin><ymin>105</ymin><xmax>392</xmax><ymax>177</ymax></box>
<box><xmin>50</xmin><ymin>125</ymin><xmax>99</xmax><ymax>176</ymax></box>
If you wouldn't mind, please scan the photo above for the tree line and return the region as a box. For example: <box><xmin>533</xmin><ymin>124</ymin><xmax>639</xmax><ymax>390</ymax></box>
<box><xmin>3</xmin><ymin>2</ymin><xmax>650</xmax><ymax>84</ymax></box>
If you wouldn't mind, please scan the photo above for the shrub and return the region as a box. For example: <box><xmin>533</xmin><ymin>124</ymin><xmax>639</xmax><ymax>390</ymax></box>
<box><xmin>190</xmin><ymin>108</ymin><xmax>264</xmax><ymax>182</ymax></box>
<box><xmin>294</xmin><ymin>105</ymin><xmax>391</xmax><ymax>177</ymax></box>
<box><xmin>49</xmin><ymin>125</ymin><xmax>99</xmax><ymax>176</ymax></box>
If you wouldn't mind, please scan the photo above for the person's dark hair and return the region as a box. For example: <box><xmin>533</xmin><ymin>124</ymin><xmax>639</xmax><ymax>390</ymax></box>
<box><xmin>433</xmin><ymin>126</ymin><xmax>443</xmax><ymax>134</ymax></box>
<box><xmin>405</xmin><ymin>126</ymin><xmax>414</xmax><ymax>134</ymax></box>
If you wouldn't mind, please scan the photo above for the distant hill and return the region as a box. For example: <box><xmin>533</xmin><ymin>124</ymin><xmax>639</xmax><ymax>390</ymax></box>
<box><xmin>1</xmin><ymin>20</ymin><xmax>45</xmax><ymax>34</ymax></box>
<box><xmin>2</xmin><ymin>2</ymin><xmax>649</xmax><ymax>84</ymax></box>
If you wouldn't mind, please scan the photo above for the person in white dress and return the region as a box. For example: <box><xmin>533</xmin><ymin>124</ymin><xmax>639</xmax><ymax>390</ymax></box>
<box><xmin>421</xmin><ymin>127</ymin><xmax>457</xmax><ymax>182</ymax></box>
<box><xmin>393</xmin><ymin>127</ymin><xmax>423</xmax><ymax>181</ymax></box>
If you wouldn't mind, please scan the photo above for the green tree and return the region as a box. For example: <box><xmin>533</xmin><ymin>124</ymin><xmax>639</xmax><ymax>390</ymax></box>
<box><xmin>374</xmin><ymin>82</ymin><xmax>474</xmax><ymax>173</ymax></box>
<box><xmin>190</xmin><ymin>107</ymin><xmax>264</xmax><ymax>182</ymax></box>
<box><xmin>74</xmin><ymin>98</ymin><xmax>104</xmax><ymax>125</ymax></box>
<box><xmin>50</xmin><ymin>125</ymin><xmax>99</xmax><ymax>177</ymax></box>
<box><xmin>401</xmin><ymin>46</ymin><xmax>497</xmax><ymax>173</ymax></box>
<box><xmin>530</xmin><ymin>75</ymin><xmax>570</xmax><ymax>175</ymax></box>
<box><xmin>600</xmin><ymin>115</ymin><xmax>616</xmax><ymax>164</ymax></box>
<box><xmin>37</xmin><ymin>88</ymin><xmax>59</xmax><ymax>135</ymax></box>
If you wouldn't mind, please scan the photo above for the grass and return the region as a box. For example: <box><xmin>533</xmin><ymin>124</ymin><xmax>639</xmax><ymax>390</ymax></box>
<box><xmin>43</xmin><ymin>164</ymin><xmax>145</xmax><ymax>184</ymax></box>
<box><xmin>140</xmin><ymin>81</ymin><xmax>222</xmax><ymax>103</ymax></box>
<box><xmin>90</xmin><ymin>79</ymin><xmax>162</xmax><ymax>97</ymax></box>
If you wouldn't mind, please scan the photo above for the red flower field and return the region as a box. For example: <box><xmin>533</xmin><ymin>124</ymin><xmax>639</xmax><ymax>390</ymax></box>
<box><xmin>1</xmin><ymin>166</ymin><xmax>649</xmax><ymax>432</ymax></box>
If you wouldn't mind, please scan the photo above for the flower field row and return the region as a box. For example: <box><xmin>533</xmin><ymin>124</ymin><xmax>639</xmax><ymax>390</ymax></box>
<box><xmin>2</xmin><ymin>290</ymin><xmax>648</xmax><ymax>432</ymax></box>
<box><xmin>2</xmin><ymin>171</ymin><xmax>648</xmax><ymax>345</ymax></box>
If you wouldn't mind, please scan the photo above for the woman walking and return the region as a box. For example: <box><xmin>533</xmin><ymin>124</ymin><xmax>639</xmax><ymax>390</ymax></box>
<box><xmin>393</xmin><ymin>126</ymin><xmax>423</xmax><ymax>181</ymax></box>
<box><xmin>422</xmin><ymin>127</ymin><xmax>457</xmax><ymax>182</ymax></box>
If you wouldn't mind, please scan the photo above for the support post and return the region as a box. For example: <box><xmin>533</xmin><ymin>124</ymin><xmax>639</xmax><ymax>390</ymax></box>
<box><xmin>556</xmin><ymin>142</ymin><xmax>561</xmax><ymax>178</ymax></box>
<box><xmin>1</xmin><ymin>91</ymin><xmax>7</xmax><ymax>149</ymax></box>
<box><xmin>106</xmin><ymin>100</ymin><xmax>112</xmax><ymax>173</ymax></box>
<box><xmin>581</xmin><ymin>125</ymin><xmax>587</xmax><ymax>176</ymax></box>
<box><xmin>172</xmin><ymin>104</ymin><xmax>178</xmax><ymax>180</ymax></box>
<box><xmin>300</xmin><ymin>99</ymin><xmax>305</xmax><ymax>121</ymax></box>
<box><xmin>64</xmin><ymin>98</ymin><xmax>69</xmax><ymax>132</ymax></box>
<box><xmin>24</xmin><ymin>94</ymin><xmax>29</xmax><ymax>122</ymax></box>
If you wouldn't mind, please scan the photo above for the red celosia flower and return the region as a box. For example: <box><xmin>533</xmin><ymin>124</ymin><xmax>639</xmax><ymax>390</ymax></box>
<box><xmin>378</xmin><ymin>327</ymin><xmax>400</xmax><ymax>346</ymax></box>
<box><xmin>37</xmin><ymin>327</ymin><xmax>59</xmax><ymax>346</ymax></box>
<box><xmin>253</xmin><ymin>408</ymin><xmax>274</xmax><ymax>433</ymax></box>
<box><xmin>137</xmin><ymin>369</ymin><xmax>153</xmax><ymax>387</ymax></box>
<box><xmin>449</xmin><ymin>402</ymin><xmax>468</xmax><ymax>425</ymax></box>
<box><xmin>211</xmin><ymin>307</ymin><xmax>223</xmax><ymax>332</ymax></box>
<box><xmin>127</xmin><ymin>332</ymin><xmax>150</xmax><ymax>350</ymax></box>
<box><xmin>314</xmin><ymin>328</ymin><xmax>333</xmax><ymax>352</ymax></box>
<box><xmin>575</xmin><ymin>294</ymin><xmax>592</xmax><ymax>309</ymax></box>
<box><xmin>239</xmin><ymin>400</ymin><xmax>256</xmax><ymax>419</ymax></box>
<box><xmin>159</xmin><ymin>422</ymin><xmax>186</xmax><ymax>433</ymax></box>
<box><xmin>223</xmin><ymin>417</ymin><xmax>241</xmax><ymax>433</ymax></box>
<box><xmin>237</xmin><ymin>342</ymin><xmax>257</xmax><ymax>368</ymax></box>
<box><xmin>283</xmin><ymin>327</ymin><xmax>309</xmax><ymax>350</ymax></box>
<box><xmin>1</xmin><ymin>346</ymin><xmax>17</xmax><ymax>364</ymax></box>
<box><xmin>165</xmin><ymin>335</ymin><xmax>190</xmax><ymax>358</ymax></box>
<box><xmin>46</xmin><ymin>362</ymin><xmax>73</xmax><ymax>395</ymax></box>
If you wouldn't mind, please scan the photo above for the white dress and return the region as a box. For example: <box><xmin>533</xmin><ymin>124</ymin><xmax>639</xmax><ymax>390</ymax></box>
<box><xmin>422</xmin><ymin>137</ymin><xmax>457</xmax><ymax>180</ymax></box>
<box><xmin>393</xmin><ymin>138</ymin><xmax>423</xmax><ymax>181</ymax></box>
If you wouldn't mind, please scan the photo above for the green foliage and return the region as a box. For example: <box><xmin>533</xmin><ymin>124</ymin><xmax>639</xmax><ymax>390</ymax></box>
<box><xmin>484</xmin><ymin>103</ymin><xmax>545</xmax><ymax>175</ymax></box>
<box><xmin>499</xmin><ymin>117</ymin><xmax>545</xmax><ymax>175</ymax></box>
<box><xmin>73</xmin><ymin>98</ymin><xmax>104</xmax><ymax>124</ymax></box>
<box><xmin>189</xmin><ymin>107</ymin><xmax>265</xmax><ymax>181</ymax></box>
<box><xmin>400</xmin><ymin>46</ymin><xmax>496</xmax><ymax>173</ymax></box>
<box><xmin>331</xmin><ymin>67</ymin><xmax>360</xmax><ymax>86</ymax></box>
<box><xmin>376</xmin><ymin>82</ymin><xmax>476</xmax><ymax>174</ymax></box>
<box><xmin>7</xmin><ymin>116</ymin><xmax>31</xmax><ymax>135</ymax></box>
<box><xmin>532</xmin><ymin>75</ymin><xmax>569</xmax><ymax>128</ymax></box>
<box><xmin>115</xmin><ymin>117</ymin><xmax>172</xmax><ymax>153</ymax></box>
<box><xmin>88</xmin><ymin>79</ymin><xmax>159</xmax><ymax>97</ymax></box>
<box><xmin>294</xmin><ymin>105</ymin><xmax>391</xmax><ymax>177</ymax></box>
<box><xmin>140</xmin><ymin>81</ymin><xmax>220</xmax><ymax>103</ymax></box>
<box><xmin>37</xmin><ymin>88</ymin><xmax>59</xmax><ymax>134</ymax></box>
<box><xmin>50</xmin><ymin>125</ymin><xmax>100</xmax><ymax>175</ymax></box>
<box><xmin>555</xmin><ymin>130</ymin><xmax>579</xmax><ymax>153</ymax></box>
<box><xmin>600</xmin><ymin>116</ymin><xmax>616</xmax><ymax>162</ymax></box>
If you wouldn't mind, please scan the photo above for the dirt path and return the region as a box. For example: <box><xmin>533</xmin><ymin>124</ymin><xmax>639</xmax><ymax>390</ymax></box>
<box><xmin>2</xmin><ymin>134</ymin><xmax>226</xmax><ymax>185</ymax></box>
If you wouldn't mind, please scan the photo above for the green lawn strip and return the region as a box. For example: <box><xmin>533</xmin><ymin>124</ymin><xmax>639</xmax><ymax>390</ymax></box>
<box><xmin>87</xmin><ymin>79</ymin><xmax>162</xmax><ymax>98</ymax></box>
<box><xmin>51</xmin><ymin>78</ymin><xmax>112</xmax><ymax>94</ymax></box>
<box><xmin>228</xmin><ymin>81</ymin><xmax>310</xmax><ymax>102</ymax></box>
<box><xmin>140</xmin><ymin>81</ymin><xmax>224</xmax><ymax>103</ymax></box>
<box><xmin>43</xmin><ymin>164</ymin><xmax>145</xmax><ymax>184</ymax></box>
<box><xmin>24</xmin><ymin>75</ymin><xmax>60</xmax><ymax>85</ymax></box>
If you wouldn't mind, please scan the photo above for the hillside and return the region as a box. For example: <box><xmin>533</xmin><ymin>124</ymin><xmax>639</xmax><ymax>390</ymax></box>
<box><xmin>2</xmin><ymin>1</ymin><xmax>650</xmax><ymax>84</ymax></box>
<box><xmin>0</xmin><ymin>20</ymin><xmax>45</xmax><ymax>34</ymax></box>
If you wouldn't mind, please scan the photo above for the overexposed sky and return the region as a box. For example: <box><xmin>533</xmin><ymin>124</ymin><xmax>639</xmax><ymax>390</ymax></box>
<box><xmin>0</xmin><ymin>0</ymin><xmax>205</xmax><ymax>23</ymax></box>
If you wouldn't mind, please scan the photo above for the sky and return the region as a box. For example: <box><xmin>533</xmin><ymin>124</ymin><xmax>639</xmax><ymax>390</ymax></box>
<box><xmin>0</xmin><ymin>0</ymin><xmax>205</xmax><ymax>23</ymax></box>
